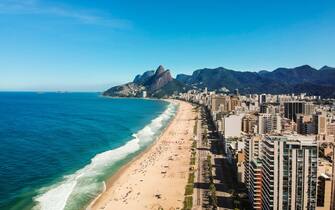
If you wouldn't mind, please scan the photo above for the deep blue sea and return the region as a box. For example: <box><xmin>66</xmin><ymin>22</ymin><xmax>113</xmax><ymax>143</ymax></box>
<box><xmin>0</xmin><ymin>92</ymin><xmax>176</xmax><ymax>210</ymax></box>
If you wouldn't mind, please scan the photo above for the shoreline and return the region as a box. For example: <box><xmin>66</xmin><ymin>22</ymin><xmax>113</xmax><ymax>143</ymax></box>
<box><xmin>89</xmin><ymin>99</ymin><xmax>196</xmax><ymax>210</ymax></box>
<box><xmin>86</xmin><ymin>99</ymin><xmax>179</xmax><ymax>209</ymax></box>
<box><xmin>31</xmin><ymin>97</ymin><xmax>177</xmax><ymax>210</ymax></box>
<box><xmin>104</xmin><ymin>100</ymin><xmax>179</xmax><ymax>190</ymax></box>
<box><xmin>100</xmin><ymin>95</ymin><xmax>164</xmax><ymax>101</ymax></box>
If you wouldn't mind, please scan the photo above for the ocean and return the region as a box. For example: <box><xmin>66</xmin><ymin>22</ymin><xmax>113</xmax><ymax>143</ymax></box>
<box><xmin>0</xmin><ymin>92</ymin><xmax>177</xmax><ymax>210</ymax></box>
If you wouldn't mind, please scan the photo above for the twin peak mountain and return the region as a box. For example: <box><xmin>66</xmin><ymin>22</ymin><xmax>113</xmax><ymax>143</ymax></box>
<box><xmin>103</xmin><ymin>65</ymin><xmax>185</xmax><ymax>98</ymax></box>
<box><xmin>103</xmin><ymin>64</ymin><xmax>335</xmax><ymax>98</ymax></box>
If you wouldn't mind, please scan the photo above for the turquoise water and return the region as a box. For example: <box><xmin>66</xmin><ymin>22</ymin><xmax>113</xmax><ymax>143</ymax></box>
<box><xmin>0</xmin><ymin>92</ymin><xmax>177</xmax><ymax>210</ymax></box>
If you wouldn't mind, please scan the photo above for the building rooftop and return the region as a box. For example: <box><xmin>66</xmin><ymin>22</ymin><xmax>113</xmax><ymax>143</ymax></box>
<box><xmin>320</xmin><ymin>173</ymin><xmax>331</xmax><ymax>179</ymax></box>
<box><xmin>267</xmin><ymin>134</ymin><xmax>317</xmax><ymax>146</ymax></box>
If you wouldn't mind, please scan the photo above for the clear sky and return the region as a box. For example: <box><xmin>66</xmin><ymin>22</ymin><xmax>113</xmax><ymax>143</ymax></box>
<box><xmin>0</xmin><ymin>0</ymin><xmax>334</xmax><ymax>91</ymax></box>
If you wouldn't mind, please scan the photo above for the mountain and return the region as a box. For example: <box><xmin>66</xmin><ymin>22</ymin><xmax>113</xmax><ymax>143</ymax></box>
<box><xmin>104</xmin><ymin>64</ymin><xmax>335</xmax><ymax>98</ymax></box>
<box><xmin>176</xmin><ymin>65</ymin><xmax>335</xmax><ymax>97</ymax></box>
<box><xmin>133</xmin><ymin>70</ymin><xmax>155</xmax><ymax>84</ymax></box>
<box><xmin>102</xmin><ymin>82</ymin><xmax>145</xmax><ymax>97</ymax></box>
<box><xmin>258</xmin><ymin>65</ymin><xmax>335</xmax><ymax>86</ymax></box>
<box><xmin>103</xmin><ymin>65</ymin><xmax>187</xmax><ymax>98</ymax></box>
<box><xmin>143</xmin><ymin>65</ymin><xmax>173</xmax><ymax>92</ymax></box>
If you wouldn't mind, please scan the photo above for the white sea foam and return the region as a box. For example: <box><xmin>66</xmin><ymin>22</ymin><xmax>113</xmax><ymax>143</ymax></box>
<box><xmin>33</xmin><ymin>102</ymin><xmax>177</xmax><ymax>210</ymax></box>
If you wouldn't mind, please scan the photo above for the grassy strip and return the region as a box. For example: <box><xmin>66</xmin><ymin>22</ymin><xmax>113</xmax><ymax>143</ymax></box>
<box><xmin>190</xmin><ymin>141</ymin><xmax>196</xmax><ymax>165</ymax></box>
<box><xmin>182</xmin><ymin>196</ymin><xmax>193</xmax><ymax>210</ymax></box>
<box><xmin>193</xmin><ymin>116</ymin><xmax>198</xmax><ymax>135</ymax></box>
<box><xmin>185</xmin><ymin>184</ymin><xmax>194</xmax><ymax>196</ymax></box>
<box><xmin>207</xmin><ymin>155</ymin><xmax>218</xmax><ymax>208</ymax></box>
<box><xmin>192</xmin><ymin>141</ymin><xmax>197</xmax><ymax>149</ymax></box>
<box><xmin>188</xmin><ymin>172</ymin><xmax>195</xmax><ymax>184</ymax></box>
<box><xmin>182</xmin><ymin>138</ymin><xmax>197</xmax><ymax>209</ymax></box>
<box><xmin>190</xmin><ymin>157</ymin><xmax>196</xmax><ymax>165</ymax></box>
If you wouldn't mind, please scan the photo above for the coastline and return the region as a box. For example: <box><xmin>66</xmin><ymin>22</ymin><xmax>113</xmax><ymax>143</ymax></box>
<box><xmin>32</xmin><ymin>96</ymin><xmax>176</xmax><ymax>210</ymax></box>
<box><xmin>86</xmin><ymin>98</ymin><xmax>179</xmax><ymax>209</ymax></box>
<box><xmin>89</xmin><ymin>99</ymin><xmax>196</xmax><ymax>210</ymax></box>
<box><xmin>100</xmin><ymin>95</ymin><xmax>162</xmax><ymax>101</ymax></box>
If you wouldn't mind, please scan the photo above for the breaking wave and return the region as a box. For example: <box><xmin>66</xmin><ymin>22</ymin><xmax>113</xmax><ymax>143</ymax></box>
<box><xmin>33</xmin><ymin>102</ymin><xmax>177</xmax><ymax>210</ymax></box>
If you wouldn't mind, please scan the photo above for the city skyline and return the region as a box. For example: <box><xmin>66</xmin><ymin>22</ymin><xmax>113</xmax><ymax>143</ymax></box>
<box><xmin>1</xmin><ymin>0</ymin><xmax>335</xmax><ymax>91</ymax></box>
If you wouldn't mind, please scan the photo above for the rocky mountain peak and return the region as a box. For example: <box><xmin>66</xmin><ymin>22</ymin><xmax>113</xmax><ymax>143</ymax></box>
<box><xmin>133</xmin><ymin>70</ymin><xmax>155</xmax><ymax>84</ymax></box>
<box><xmin>103</xmin><ymin>65</ymin><xmax>182</xmax><ymax>98</ymax></box>
<box><xmin>155</xmin><ymin>65</ymin><xmax>165</xmax><ymax>76</ymax></box>
<box><xmin>145</xmin><ymin>66</ymin><xmax>173</xmax><ymax>92</ymax></box>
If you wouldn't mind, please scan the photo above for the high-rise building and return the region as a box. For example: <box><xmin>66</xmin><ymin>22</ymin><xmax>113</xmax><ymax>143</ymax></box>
<box><xmin>313</xmin><ymin>113</ymin><xmax>327</xmax><ymax>135</ymax></box>
<box><xmin>330</xmin><ymin>145</ymin><xmax>335</xmax><ymax>210</ymax></box>
<box><xmin>230</xmin><ymin>96</ymin><xmax>241</xmax><ymax>111</ymax></box>
<box><xmin>249</xmin><ymin>159</ymin><xmax>262</xmax><ymax>210</ymax></box>
<box><xmin>316</xmin><ymin>174</ymin><xmax>332</xmax><ymax>210</ymax></box>
<box><xmin>305</xmin><ymin>102</ymin><xmax>315</xmax><ymax>115</ymax></box>
<box><xmin>236</xmin><ymin>151</ymin><xmax>245</xmax><ymax>183</ymax></box>
<box><xmin>284</xmin><ymin>101</ymin><xmax>315</xmax><ymax>122</ymax></box>
<box><xmin>223</xmin><ymin>114</ymin><xmax>242</xmax><ymax>138</ymax></box>
<box><xmin>245</xmin><ymin>135</ymin><xmax>263</xmax><ymax>209</ymax></box>
<box><xmin>260</xmin><ymin>104</ymin><xmax>280</xmax><ymax>114</ymax></box>
<box><xmin>242</xmin><ymin>114</ymin><xmax>257</xmax><ymax>134</ymax></box>
<box><xmin>259</xmin><ymin>103</ymin><xmax>279</xmax><ymax>114</ymax></box>
<box><xmin>284</xmin><ymin>101</ymin><xmax>305</xmax><ymax>122</ymax></box>
<box><xmin>261</xmin><ymin>136</ymin><xmax>318</xmax><ymax>210</ymax></box>
<box><xmin>259</xmin><ymin>94</ymin><xmax>267</xmax><ymax>105</ymax></box>
<box><xmin>258</xmin><ymin>113</ymin><xmax>281</xmax><ymax>134</ymax></box>
<box><xmin>210</xmin><ymin>95</ymin><xmax>241</xmax><ymax>113</ymax></box>
<box><xmin>210</xmin><ymin>96</ymin><xmax>226</xmax><ymax>112</ymax></box>
<box><xmin>326</xmin><ymin>122</ymin><xmax>335</xmax><ymax>136</ymax></box>
<box><xmin>296</xmin><ymin>114</ymin><xmax>315</xmax><ymax>135</ymax></box>
<box><xmin>245</xmin><ymin>137</ymin><xmax>252</xmax><ymax>191</ymax></box>
<box><xmin>260</xmin><ymin>104</ymin><xmax>268</xmax><ymax>113</ymax></box>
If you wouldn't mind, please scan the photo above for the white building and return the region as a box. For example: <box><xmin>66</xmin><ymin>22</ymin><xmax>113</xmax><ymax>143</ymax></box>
<box><xmin>223</xmin><ymin>114</ymin><xmax>243</xmax><ymax>138</ymax></box>
<box><xmin>261</xmin><ymin>135</ymin><xmax>318</xmax><ymax>210</ymax></box>
<box><xmin>142</xmin><ymin>91</ymin><xmax>147</xmax><ymax>98</ymax></box>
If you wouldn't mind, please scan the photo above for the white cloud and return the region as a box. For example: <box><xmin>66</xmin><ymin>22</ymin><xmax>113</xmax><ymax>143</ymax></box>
<box><xmin>0</xmin><ymin>0</ymin><xmax>131</xmax><ymax>29</ymax></box>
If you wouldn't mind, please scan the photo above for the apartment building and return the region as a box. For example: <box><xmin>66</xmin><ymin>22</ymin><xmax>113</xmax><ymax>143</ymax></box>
<box><xmin>244</xmin><ymin>135</ymin><xmax>263</xmax><ymax>209</ymax></box>
<box><xmin>258</xmin><ymin>113</ymin><xmax>281</xmax><ymax>134</ymax></box>
<box><xmin>261</xmin><ymin>136</ymin><xmax>318</xmax><ymax>210</ymax></box>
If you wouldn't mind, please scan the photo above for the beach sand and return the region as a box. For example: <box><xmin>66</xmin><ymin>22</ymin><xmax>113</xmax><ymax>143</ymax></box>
<box><xmin>90</xmin><ymin>100</ymin><xmax>196</xmax><ymax>210</ymax></box>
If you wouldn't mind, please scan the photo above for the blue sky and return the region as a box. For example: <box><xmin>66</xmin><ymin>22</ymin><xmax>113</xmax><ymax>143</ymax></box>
<box><xmin>0</xmin><ymin>0</ymin><xmax>334</xmax><ymax>91</ymax></box>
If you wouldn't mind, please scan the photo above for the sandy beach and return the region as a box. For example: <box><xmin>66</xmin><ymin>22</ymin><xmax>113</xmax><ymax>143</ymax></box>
<box><xmin>90</xmin><ymin>100</ymin><xmax>196</xmax><ymax>210</ymax></box>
